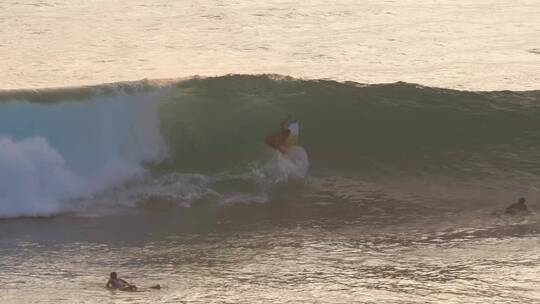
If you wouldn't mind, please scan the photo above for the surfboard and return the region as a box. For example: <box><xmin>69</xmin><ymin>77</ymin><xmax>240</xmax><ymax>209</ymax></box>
<box><xmin>285</xmin><ymin>121</ymin><xmax>299</xmax><ymax>146</ymax></box>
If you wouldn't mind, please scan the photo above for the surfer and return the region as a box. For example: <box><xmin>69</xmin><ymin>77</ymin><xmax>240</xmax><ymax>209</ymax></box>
<box><xmin>265</xmin><ymin>116</ymin><xmax>297</xmax><ymax>153</ymax></box>
<box><xmin>106</xmin><ymin>272</ymin><xmax>138</xmax><ymax>291</ymax></box>
<box><xmin>105</xmin><ymin>272</ymin><xmax>161</xmax><ymax>291</ymax></box>
<box><xmin>505</xmin><ymin>197</ymin><xmax>530</xmax><ymax>215</ymax></box>
<box><xmin>105</xmin><ymin>272</ymin><xmax>161</xmax><ymax>292</ymax></box>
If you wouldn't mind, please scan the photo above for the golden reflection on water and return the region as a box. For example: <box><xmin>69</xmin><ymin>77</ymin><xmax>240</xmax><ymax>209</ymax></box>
<box><xmin>1</xmin><ymin>225</ymin><xmax>539</xmax><ymax>304</ymax></box>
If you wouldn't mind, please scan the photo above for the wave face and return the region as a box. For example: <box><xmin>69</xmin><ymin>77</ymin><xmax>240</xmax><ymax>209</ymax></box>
<box><xmin>1</xmin><ymin>74</ymin><xmax>540</xmax><ymax>218</ymax></box>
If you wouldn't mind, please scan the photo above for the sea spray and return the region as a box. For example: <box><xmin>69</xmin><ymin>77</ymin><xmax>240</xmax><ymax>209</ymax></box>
<box><xmin>0</xmin><ymin>137</ymin><xmax>81</xmax><ymax>217</ymax></box>
<box><xmin>0</xmin><ymin>89</ymin><xmax>167</xmax><ymax>218</ymax></box>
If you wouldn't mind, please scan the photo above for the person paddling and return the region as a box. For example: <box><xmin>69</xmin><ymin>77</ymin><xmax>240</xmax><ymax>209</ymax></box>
<box><xmin>105</xmin><ymin>272</ymin><xmax>161</xmax><ymax>292</ymax></box>
<box><xmin>505</xmin><ymin>197</ymin><xmax>530</xmax><ymax>215</ymax></box>
<box><xmin>106</xmin><ymin>272</ymin><xmax>137</xmax><ymax>291</ymax></box>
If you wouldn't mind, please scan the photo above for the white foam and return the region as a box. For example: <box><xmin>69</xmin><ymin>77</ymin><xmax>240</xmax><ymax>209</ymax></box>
<box><xmin>278</xmin><ymin>146</ymin><xmax>310</xmax><ymax>180</ymax></box>
<box><xmin>0</xmin><ymin>137</ymin><xmax>82</xmax><ymax>217</ymax></box>
<box><xmin>252</xmin><ymin>146</ymin><xmax>310</xmax><ymax>185</ymax></box>
<box><xmin>0</xmin><ymin>91</ymin><xmax>167</xmax><ymax>218</ymax></box>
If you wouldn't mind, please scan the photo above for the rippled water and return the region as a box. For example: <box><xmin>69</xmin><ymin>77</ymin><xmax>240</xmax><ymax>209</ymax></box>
<box><xmin>1</xmin><ymin>0</ymin><xmax>540</xmax><ymax>90</ymax></box>
<box><xmin>1</xmin><ymin>200</ymin><xmax>539</xmax><ymax>304</ymax></box>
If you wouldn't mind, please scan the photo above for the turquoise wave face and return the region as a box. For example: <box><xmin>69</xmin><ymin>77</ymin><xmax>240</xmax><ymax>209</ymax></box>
<box><xmin>0</xmin><ymin>88</ymin><xmax>167</xmax><ymax>217</ymax></box>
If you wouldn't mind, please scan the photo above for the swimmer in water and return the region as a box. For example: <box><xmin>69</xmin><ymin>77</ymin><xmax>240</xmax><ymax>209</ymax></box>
<box><xmin>505</xmin><ymin>197</ymin><xmax>530</xmax><ymax>215</ymax></box>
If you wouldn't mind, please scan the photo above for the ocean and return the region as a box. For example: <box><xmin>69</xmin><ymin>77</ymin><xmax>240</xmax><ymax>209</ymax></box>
<box><xmin>1</xmin><ymin>1</ymin><xmax>540</xmax><ymax>303</ymax></box>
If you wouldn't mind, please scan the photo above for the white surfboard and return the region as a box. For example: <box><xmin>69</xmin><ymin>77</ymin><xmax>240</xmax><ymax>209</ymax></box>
<box><xmin>286</xmin><ymin>121</ymin><xmax>299</xmax><ymax>145</ymax></box>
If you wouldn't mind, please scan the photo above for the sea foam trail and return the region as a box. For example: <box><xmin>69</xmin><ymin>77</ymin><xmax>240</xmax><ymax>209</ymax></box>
<box><xmin>0</xmin><ymin>89</ymin><xmax>167</xmax><ymax>218</ymax></box>
<box><xmin>267</xmin><ymin>147</ymin><xmax>310</xmax><ymax>183</ymax></box>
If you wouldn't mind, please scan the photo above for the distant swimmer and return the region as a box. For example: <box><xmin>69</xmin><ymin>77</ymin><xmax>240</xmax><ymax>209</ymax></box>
<box><xmin>265</xmin><ymin>116</ymin><xmax>299</xmax><ymax>153</ymax></box>
<box><xmin>106</xmin><ymin>272</ymin><xmax>161</xmax><ymax>292</ymax></box>
<box><xmin>505</xmin><ymin>197</ymin><xmax>530</xmax><ymax>215</ymax></box>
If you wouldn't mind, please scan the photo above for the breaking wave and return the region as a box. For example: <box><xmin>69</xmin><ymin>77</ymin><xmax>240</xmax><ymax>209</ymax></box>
<box><xmin>1</xmin><ymin>74</ymin><xmax>540</xmax><ymax>218</ymax></box>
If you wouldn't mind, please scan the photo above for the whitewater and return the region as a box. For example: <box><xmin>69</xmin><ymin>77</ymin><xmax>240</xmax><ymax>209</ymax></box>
<box><xmin>1</xmin><ymin>1</ymin><xmax>540</xmax><ymax>304</ymax></box>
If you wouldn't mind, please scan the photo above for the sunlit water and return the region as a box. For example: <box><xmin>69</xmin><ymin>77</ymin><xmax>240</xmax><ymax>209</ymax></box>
<box><xmin>1</xmin><ymin>180</ymin><xmax>539</xmax><ymax>304</ymax></box>
<box><xmin>1</xmin><ymin>0</ymin><xmax>540</xmax><ymax>90</ymax></box>
<box><xmin>1</xmin><ymin>214</ymin><xmax>539</xmax><ymax>304</ymax></box>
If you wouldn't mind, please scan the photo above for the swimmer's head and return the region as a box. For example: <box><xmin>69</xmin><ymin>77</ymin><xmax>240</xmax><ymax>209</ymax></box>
<box><xmin>110</xmin><ymin>272</ymin><xmax>117</xmax><ymax>279</ymax></box>
<box><xmin>519</xmin><ymin>197</ymin><xmax>526</xmax><ymax>203</ymax></box>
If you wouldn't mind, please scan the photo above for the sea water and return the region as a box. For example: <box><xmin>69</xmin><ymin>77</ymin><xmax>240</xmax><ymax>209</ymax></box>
<box><xmin>1</xmin><ymin>1</ymin><xmax>540</xmax><ymax>303</ymax></box>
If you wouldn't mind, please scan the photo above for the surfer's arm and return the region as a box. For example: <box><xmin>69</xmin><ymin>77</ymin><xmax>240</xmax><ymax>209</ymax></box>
<box><xmin>265</xmin><ymin>134</ymin><xmax>277</xmax><ymax>149</ymax></box>
<box><xmin>105</xmin><ymin>279</ymin><xmax>112</xmax><ymax>288</ymax></box>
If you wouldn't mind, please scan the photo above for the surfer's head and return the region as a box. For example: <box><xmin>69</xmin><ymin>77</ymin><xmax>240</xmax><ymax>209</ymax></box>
<box><xmin>110</xmin><ymin>272</ymin><xmax>117</xmax><ymax>279</ymax></box>
<box><xmin>518</xmin><ymin>197</ymin><xmax>526</xmax><ymax>204</ymax></box>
